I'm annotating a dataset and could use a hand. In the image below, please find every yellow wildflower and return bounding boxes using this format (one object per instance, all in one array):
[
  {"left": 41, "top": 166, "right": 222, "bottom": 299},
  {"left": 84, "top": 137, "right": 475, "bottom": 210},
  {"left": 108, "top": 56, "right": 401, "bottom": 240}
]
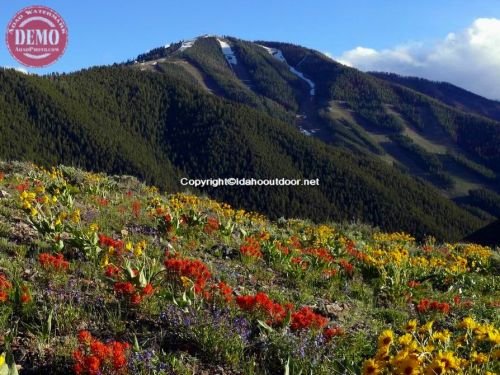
[
  {"left": 375, "top": 346, "right": 391, "bottom": 362},
  {"left": 435, "top": 351, "right": 460, "bottom": 371},
  {"left": 424, "top": 359, "right": 445, "bottom": 375},
  {"left": 405, "top": 319, "right": 418, "bottom": 332},
  {"left": 180, "top": 276, "right": 191, "bottom": 288},
  {"left": 492, "top": 348, "right": 500, "bottom": 360},
  {"left": 362, "top": 359, "right": 382, "bottom": 375},
  {"left": 101, "top": 254, "right": 109, "bottom": 267},
  {"left": 71, "top": 209, "right": 81, "bottom": 223},
  {"left": 487, "top": 327, "right": 500, "bottom": 345},
  {"left": 473, "top": 324, "right": 490, "bottom": 341},
  {"left": 432, "top": 330, "right": 451, "bottom": 343},
  {"left": 378, "top": 330, "right": 394, "bottom": 348},
  {"left": 392, "top": 352, "right": 420, "bottom": 375},
  {"left": 420, "top": 320, "right": 434, "bottom": 334},
  {"left": 470, "top": 351, "right": 488, "bottom": 365},
  {"left": 398, "top": 333, "right": 414, "bottom": 347},
  {"left": 459, "top": 316, "right": 477, "bottom": 330}
]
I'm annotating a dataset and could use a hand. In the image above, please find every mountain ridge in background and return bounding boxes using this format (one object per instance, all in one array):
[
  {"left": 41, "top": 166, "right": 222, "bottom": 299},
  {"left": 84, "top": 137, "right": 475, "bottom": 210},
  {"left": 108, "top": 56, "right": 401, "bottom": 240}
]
[{"left": 2, "top": 35, "right": 500, "bottom": 241}]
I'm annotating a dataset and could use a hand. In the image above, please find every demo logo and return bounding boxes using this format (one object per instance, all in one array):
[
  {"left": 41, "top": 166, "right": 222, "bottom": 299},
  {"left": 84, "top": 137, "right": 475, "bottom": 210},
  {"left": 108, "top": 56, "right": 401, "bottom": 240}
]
[{"left": 5, "top": 5, "right": 68, "bottom": 67}]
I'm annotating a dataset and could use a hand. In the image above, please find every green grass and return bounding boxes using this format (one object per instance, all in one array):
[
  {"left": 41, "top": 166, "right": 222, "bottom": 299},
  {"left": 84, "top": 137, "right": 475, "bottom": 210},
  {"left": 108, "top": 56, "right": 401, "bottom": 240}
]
[{"left": 0, "top": 161, "right": 497, "bottom": 374}]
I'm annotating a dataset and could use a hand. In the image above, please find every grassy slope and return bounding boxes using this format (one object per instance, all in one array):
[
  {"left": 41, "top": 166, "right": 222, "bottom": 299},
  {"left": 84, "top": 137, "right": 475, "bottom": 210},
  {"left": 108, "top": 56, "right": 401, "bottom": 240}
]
[
  {"left": 370, "top": 72, "right": 500, "bottom": 122},
  {"left": 0, "top": 162, "right": 498, "bottom": 374}
]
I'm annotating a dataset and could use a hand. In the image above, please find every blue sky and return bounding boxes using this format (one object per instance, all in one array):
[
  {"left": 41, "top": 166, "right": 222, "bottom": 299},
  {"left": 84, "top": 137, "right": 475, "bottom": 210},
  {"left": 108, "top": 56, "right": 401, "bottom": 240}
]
[{"left": 1, "top": 1, "right": 500, "bottom": 97}]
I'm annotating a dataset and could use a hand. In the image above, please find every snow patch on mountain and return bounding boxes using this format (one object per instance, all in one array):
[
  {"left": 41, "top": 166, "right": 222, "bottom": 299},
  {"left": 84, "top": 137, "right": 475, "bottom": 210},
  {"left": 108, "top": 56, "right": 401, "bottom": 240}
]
[
  {"left": 290, "top": 67, "right": 315, "bottom": 96},
  {"left": 258, "top": 44, "right": 315, "bottom": 95},
  {"left": 178, "top": 39, "right": 195, "bottom": 52},
  {"left": 217, "top": 39, "right": 238, "bottom": 65},
  {"left": 258, "top": 45, "right": 286, "bottom": 63},
  {"left": 299, "top": 128, "right": 312, "bottom": 136}
]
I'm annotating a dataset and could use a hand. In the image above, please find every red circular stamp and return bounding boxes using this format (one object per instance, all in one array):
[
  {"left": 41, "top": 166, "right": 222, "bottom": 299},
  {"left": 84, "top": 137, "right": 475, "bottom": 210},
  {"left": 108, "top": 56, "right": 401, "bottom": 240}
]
[{"left": 5, "top": 5, "right": 68, "bottom": 68}]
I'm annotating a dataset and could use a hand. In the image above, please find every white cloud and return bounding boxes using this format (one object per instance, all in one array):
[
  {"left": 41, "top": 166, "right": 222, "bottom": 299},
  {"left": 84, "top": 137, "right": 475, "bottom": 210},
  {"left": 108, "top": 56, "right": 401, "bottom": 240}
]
[
  {"left": 2, "top": 66, "right": 29, "bottom": 75},
  {"left": 336, "top": 18, "right": 500, "bottom": 100}
]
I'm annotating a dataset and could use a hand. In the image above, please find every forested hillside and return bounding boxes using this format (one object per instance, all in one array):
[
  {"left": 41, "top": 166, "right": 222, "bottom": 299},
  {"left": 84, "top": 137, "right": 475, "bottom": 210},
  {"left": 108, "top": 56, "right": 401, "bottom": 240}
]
[{"left": 0, "top": 65, "right": 483, "bottom": 240}]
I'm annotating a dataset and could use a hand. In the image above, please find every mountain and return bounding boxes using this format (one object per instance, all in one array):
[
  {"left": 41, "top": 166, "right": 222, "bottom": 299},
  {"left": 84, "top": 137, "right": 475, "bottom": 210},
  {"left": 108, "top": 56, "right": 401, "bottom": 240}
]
[
  {"left": 1, "top": 35, "right": 500, "bottom": 240},
  {"left": 463, "top": 219, "right": 500, "bottom": 246},
  {"left": 134, "top": 37, "right": 500, "bottom": 202},
  {"left": 370, "top": 72, "right": 500, "bottom": 121}
]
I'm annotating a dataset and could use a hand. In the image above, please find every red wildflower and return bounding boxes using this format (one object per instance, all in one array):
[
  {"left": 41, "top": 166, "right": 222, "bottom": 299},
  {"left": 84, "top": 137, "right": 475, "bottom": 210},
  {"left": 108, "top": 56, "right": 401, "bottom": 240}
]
[
  {"left": 240, "top": 237, "right": 262, "bottom": 258},
  {"left": 104, "top": 264, "right": 121, "bottom": 278},
  {"left": 290, "top": 236, "right": 302, "bottom": 249},
  {"left": 131, "top": 200, "right": 141, "bottom": 218},
  {"left": 291, "top": 256, "right": 309, "bottom": 270},
  {"left": 130, "top": 293, "right": 142, "bottom": 305},
  {"left": 0, "top": 274, "right": 12, "bottom": 301},
  {"left": 38, "top": 253, "right": 69, "bottom": 271},
  {"left": 162, "top": 214, "right": 174, "bottom": 232},
  {"left": 416, "top": 299, "right": 451, "bottom": 314},
  {"left": 276, "top": 242, "right": 290, "bottom": 255},
  {"left": 346, "top": 240, "right": 367, "bottom": 261},
  {"left": 142, "top": 283, "right": 154, "bottom": 296},
  {"left": 339, "top": 259, "right": 354, "bottom": 275},
  {"left": 164, "top": 253, "right": 212, "bottom": 293},
  {"left": 0, "top": 275, "right": 11, "bottom": 289},
  {"left": 114, "top": 282, "right": 135, "bottom": 295},
  {"left": 113, "top": 353, "right": 127, "bottom": 370},
  {"left": 408, "top": 280, "right": 421, "bottom": 288},
  {"left": 437, "top": 302, "right": 450, "bottom": 314},
  {"left": 0, "top": 292, "right": 8, "bottom": 302},
  {"left": 290, "top": 306, "right": 328, "bottom": 331},
  {"left": 417, "top": 299, "right": 430, "bottom": 313},
  {"left": 322, "top": 269, "right": 338, "bottom": 278},
  {"left": 78, "top": 330, "right": 92, "bottom": 344},
  {"left": 236, "top": 292, "right": 289, "bottom": 325},
  {"left": 73, "top": 332, "right": 130, "bottom": 374},
  {"left": 15, "top": 180, "right": 29, "bottom": 192},
  {"left": 85, "top": 355, "right": 101, "bottom": 375},
  {"left": 0, "top": 172, "right": 4, "bottom": 182},
  {"left": 214, "top": 281, "right": 233, "bottom": 302},
  {"left": 204, "top": 216, "right": 220, "bottom": 234},
  {"left": 303, "top": 247, "right": 334, "bottom": 263},
  {"left": 21, "top": 293, "right": 31, "bottom": 304},
  {"left": 323, "top": 325, "right": 344, "bottom": 342},
  {"left": 97, "top": 197, "right": 109, "bottom": 207},
  {"left": 422, "top": 245, "right": 432, "bottom": 253},
  {"left": 90, "top": 340, "right": 110, "bottom": 360},
  {"left": 98, "top": 234, "right": 124, "bottom": 251}
]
